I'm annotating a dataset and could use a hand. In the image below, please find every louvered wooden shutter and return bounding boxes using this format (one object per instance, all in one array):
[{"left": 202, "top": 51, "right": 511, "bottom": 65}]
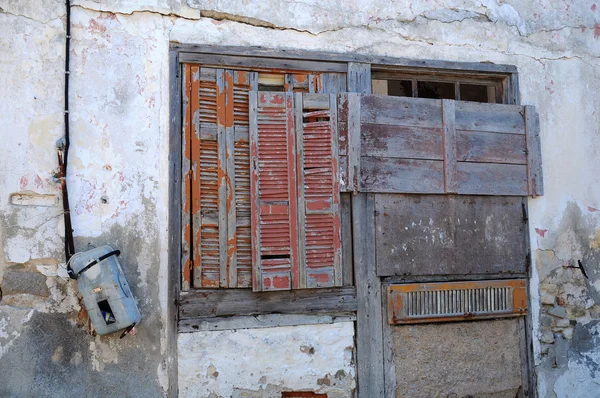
[
  {"left": 341, "top": 94, "right": 543, "bottom": 197},
  {"left": 185, "top": 67, "right": 257, "bottom": 288},
  {"left": 249, "top": 92, "right": 342, "bottom": 291},
  {"left": 249, "top": 92, "right": 300, "bottom": 291},
  {"left": 295, "top": 94, "right": 342, "bottom": 288}
]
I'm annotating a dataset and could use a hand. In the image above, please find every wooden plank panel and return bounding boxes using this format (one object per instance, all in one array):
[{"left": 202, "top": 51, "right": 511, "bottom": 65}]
[
  {"left": 360, "top": 157, "right": 444, "bottom": 194},
  {"left": 361, "top": 123, "right": 443, "bottom": 160},
  {"left": 353, "top": 193, "right": 385, "bottom": 398},
  {"left": 455, "top": 101, "right": 524, "bottom": 134},
  {"left": 347, "top": 62, "right": 371, "bottom": 94},
  {"left": 375, "top": 194, "right": 527, "bottom": 277},
  {"left": 456, "top": 162, "right": 528, "bottom": 196},
  {"left": 456, "top": 130, "right": 527, "bottom": 164},
  {"left": 360, "top": 95, "right": 443, "bottom": 128},
  {"left": 525, "top": 106, "right": 544, "bottom": 196},
  {"left": 179, "top": 287, "right": 357, "bottom": 318},
  {"left": 442, "top": 99, "right": 457, "bottom": 193}
]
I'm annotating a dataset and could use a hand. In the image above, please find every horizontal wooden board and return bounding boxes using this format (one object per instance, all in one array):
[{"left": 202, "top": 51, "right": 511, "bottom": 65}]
[
  {"left": 360, "top": 157, "right": 444, "bottom": 193},
  {"left": 361, "top": 123, "right": 443, "bottom": 160},
  {"left": 456, "top": 162, "right": 528, "bottom": 195},
  {"left": 173, "top": 44, "right": 518, "bottom": 74},
  {"left": 179, "top": 313, "right": 356, "bottom": 332},
  {"left": 455, "top": 101, "right": 524, "bottom": 134},
  {"left": 360, "top": 95, "right": 442, "bottom": 128},
  {"left": 375, "top": 194, "right": 527, "bottom": 277},
  {"left": 456, "top": 130, "right": 527, "bottom": 164},
  {"left": 179, "top": 287, "right": 357, "bottom": 319}
]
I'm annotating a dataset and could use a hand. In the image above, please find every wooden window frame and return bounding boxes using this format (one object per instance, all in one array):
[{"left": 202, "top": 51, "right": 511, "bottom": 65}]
[{"left": 169, "top": 44, "right": 521, "bottom": 333}]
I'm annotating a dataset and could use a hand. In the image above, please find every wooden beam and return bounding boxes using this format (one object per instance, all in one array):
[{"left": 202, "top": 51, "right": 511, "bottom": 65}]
[
  {"left": 353, "top": 193, "right": 385, "bottom": 398},
  {"left": 172, "top": 44, "right": 518, "bottom": 74},
  {"left": 167, "top": 49, "right": 182, "bottom": 398},
  {"left": 179, "top": 287, "right": 358, "bottom": 319},
  {"left": 525, "top": 106, "right": 544, "bottom": 197},
  {"left": 179, "top": 313, "right": 356, "bottom": 333},
  {"left": 179, "top": 52, "right": 347, "bottom": 73}
]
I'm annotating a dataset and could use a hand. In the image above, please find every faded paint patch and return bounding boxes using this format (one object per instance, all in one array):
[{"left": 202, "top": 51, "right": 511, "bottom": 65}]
[{"left": 178, "top": 323, "right": 355, "bottom": 397}]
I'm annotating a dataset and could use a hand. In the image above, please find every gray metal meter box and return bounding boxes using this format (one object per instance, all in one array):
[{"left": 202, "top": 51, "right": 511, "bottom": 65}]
[{"left": 69, "top": 245, "right": 141, "bottom": 336}]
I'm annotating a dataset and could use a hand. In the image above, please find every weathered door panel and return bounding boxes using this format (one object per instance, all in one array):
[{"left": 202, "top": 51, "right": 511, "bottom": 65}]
[{"left": 375, "top": 194, "right": 527, "bottom": 277}]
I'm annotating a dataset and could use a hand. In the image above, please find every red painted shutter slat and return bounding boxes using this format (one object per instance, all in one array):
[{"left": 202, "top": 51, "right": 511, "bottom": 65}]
[{"left": 250, "top": 92, "right": 300, "bottom": 291}]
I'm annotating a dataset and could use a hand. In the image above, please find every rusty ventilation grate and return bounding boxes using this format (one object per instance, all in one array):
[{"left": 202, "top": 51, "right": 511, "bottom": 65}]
[{"left": 387, "top": 279, "right": 527, "bottom": 325}]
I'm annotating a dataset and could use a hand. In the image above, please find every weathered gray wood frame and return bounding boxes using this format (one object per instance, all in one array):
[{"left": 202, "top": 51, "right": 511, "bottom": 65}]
[{"left": 169, "top": 44, "right": 532, "bottom": 397}]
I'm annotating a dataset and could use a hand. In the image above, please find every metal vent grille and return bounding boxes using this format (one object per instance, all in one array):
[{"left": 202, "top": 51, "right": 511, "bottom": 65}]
[{"left": 388, "top": 279, "right": 527, "bottom": 325}]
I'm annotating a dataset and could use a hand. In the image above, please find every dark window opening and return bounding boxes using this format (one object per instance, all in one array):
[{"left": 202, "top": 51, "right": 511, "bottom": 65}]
[
  {"left": 417, "top": 81, "right": 455, "bottom": 99},
  {"left": 460, "top": 83, "right": 497, "bottom": 103}
]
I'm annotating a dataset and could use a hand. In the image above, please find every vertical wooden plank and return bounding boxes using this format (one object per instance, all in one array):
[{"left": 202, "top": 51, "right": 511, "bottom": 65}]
[
  {"left": 223, "top": 70, "right": 237, "bottom": 287},
  {"left": 347, "top": 62, "right": 371, "bottom": 94},
  {"left": 286, "top": 93, "right": 301, "bottom": 290},
  {"left": 454, "top": 82, "right": 460, "bottom": 100},
  {"left": 347, "top": 93, "right": 361, "bottom": 194},
  {"left": 216, "top": 70, "right": 229, "bottom": 287},
  {"left": 381, "top": 283, "right": 397, "bottom": 397},
  {"left": 442, "top": 99, "right": 457, "bottom": 194},
  {"left": 340, "top": 193, "right": 353, "bottom": 286},
  {"left": 518, "top": 316, "right": 533, "bottom": 398},
  {"left": 181, "top": 64, "right": 192, "bottom": 291},
  {"left": 525, "top": 106, "right": 543, "bottom": 197},
  {"left": 412, "top": 78, "right": 418, "bottom": 97},
  {"left": 189, "top": 66, "right": 202, "bottom": 288},
  {"left": 353, "top": 193, "right": 384, "bottom": 398},
  {"left": 167, "top": 50, "right": 181, "bottom": 398},
  {"left": 330, "top": 93, "right": 342, "bottom": 287},
  {"left": 294, "top": 92, "right": 307, "bottom": 289},
  {"left": 249, "top": 91, "right": 261, "bottom": 291}
]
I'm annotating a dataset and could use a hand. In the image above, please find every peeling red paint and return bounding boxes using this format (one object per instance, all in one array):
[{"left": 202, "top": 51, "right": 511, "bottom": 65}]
[
  {"left": 595, "top": 23, "right": 600, "bottom": 39},
  {"left": 592, "top": 4, "right": 597, "bottom": 11},
  {"left": 588, "top": 206, "right": 598, "bottom": 212},
  {"left": 88, "top": 19, "right": 107, "bottom": 34},
  {"left": 19, "top": 176, "right": 28, "bottom": 190},
  {"left": 535, "top": 228, "right": 548, "bottom": 238}
]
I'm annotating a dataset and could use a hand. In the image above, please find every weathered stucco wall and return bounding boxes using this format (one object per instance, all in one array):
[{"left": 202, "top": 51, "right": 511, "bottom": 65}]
[
  {"left": 178, "top": 323, "right": 355, "bottom": 397},
  {"left": 1, "top": 0, "right": 600, "bottom": 396}
]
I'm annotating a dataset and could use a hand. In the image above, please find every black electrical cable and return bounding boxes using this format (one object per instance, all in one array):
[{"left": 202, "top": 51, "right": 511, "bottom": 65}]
[{"left": 60, "top": 0, "right": 76, "bottom": 267}]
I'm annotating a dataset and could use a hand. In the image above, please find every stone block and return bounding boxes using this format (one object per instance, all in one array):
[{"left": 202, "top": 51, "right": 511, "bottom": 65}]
[
  {"left": 541, "top": 330, "right": 555, "bottom": 344},
  {"left": 548, "top": 306, "right": 568, "bottom": 318}
]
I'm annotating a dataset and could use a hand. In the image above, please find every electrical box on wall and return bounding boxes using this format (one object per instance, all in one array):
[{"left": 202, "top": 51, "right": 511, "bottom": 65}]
[{"left": 69, "top": 245, "right": 141, "bottom": 336}]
